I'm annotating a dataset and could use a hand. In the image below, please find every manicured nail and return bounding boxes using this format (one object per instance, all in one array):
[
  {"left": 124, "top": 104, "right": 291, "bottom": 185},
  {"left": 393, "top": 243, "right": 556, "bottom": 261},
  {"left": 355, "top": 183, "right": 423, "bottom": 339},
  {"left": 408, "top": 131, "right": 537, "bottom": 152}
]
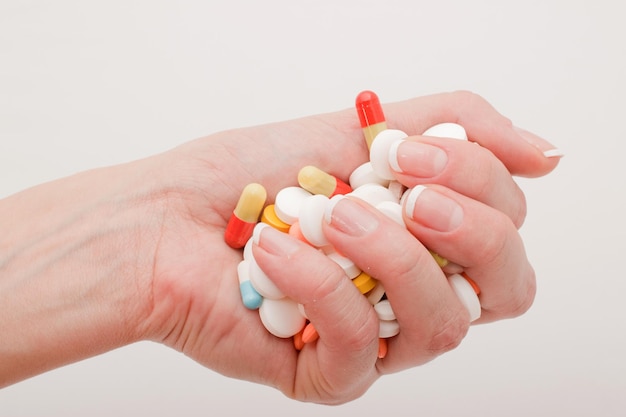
[
  {"left": 389, "top": 140, "right": 448, "bottom": 177},
  {"left": 404, "top": 186, "right": 463, "bottom": 232},
  {"left": 253, "top": 223, "right": 300, "bottom": 257},
  {"left": 324, "top": 195, "right": 380, "bottom": 236},
  {"left": 515, "top": 126, "right": 564, "bottom": 158}
]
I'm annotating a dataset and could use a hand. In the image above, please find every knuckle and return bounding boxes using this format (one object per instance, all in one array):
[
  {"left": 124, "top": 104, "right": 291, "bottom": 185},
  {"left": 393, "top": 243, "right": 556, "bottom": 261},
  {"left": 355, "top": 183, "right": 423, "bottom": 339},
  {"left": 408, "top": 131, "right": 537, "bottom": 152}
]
[
  {"left": 427, "top": 309, "right": 470, "bottom": 355},
  {"left": 506, "top": 267, "right": 537, "bottom": 318}
]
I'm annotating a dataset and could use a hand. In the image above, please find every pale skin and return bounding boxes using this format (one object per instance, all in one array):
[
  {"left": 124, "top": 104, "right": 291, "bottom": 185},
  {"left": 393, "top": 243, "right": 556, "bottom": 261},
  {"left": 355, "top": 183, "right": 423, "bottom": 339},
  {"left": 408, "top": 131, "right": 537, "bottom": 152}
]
[{"left": 0, "top": 91, "right": 560, "bottom": 404}]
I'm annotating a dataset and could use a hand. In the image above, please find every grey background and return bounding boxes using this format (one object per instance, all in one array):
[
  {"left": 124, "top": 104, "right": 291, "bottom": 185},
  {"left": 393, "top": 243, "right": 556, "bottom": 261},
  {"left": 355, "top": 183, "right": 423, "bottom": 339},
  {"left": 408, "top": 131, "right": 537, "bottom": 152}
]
[{"left": 1, "top": 1, "right": 624, "bottom": 416}]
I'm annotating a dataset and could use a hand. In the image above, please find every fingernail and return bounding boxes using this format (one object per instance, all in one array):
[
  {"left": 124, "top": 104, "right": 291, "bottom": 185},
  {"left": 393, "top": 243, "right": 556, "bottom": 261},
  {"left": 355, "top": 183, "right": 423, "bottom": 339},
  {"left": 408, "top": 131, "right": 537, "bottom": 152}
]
[
  {"left": 389, "top": 140, "right": 448, "bottom": 177},
  {"left": 404, "top": 186, "right": 463, "bottom": 232},
  {"left": 253, "top": 223, "right": 300, "bottom": 257},
  {"left": 324, "top": 195, "right": 380, "bottom": 236},
  {"left": 514, "top": 126, "right": 564, "bottom": 158}
]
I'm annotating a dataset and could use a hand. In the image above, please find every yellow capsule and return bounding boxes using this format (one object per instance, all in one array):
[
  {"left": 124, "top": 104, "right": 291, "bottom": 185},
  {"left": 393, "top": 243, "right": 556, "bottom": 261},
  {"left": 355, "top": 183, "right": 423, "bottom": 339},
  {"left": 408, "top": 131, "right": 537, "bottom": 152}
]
[
  {"left": 261, "top": 204, "right": 290, "bottom": 233},
  {"left": 297, "top": 165, "right": 352, "bottom": 197},
  {"left": 352, "top": 272, "right": 377, "bottom": 294}
]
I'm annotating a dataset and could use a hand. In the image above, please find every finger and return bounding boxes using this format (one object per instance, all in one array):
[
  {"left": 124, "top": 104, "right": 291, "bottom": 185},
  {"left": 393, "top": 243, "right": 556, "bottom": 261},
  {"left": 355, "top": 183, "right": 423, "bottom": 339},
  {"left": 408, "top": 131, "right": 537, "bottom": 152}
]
[
  {"left": 402, "top": 185, "right": 536, "bottom": 323},
  {"left": 383, "top": 90, "right": 563, "bottom": 177},
  {"left": 322, "top": 196, "right": 470, "bottom": 374},
  {"left": 389, "top": 135, "right": 527, "bottom": 227},
  {"left": 252, "top": 225, "right": 379, "bottom": 402}
]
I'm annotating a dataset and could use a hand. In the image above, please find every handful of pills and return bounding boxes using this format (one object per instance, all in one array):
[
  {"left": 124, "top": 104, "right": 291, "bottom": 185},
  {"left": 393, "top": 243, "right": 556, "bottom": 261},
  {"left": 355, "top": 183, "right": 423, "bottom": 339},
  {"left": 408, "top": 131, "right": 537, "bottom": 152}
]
[{"left": 225, "top": 91, "right": 481, "bottom": 358}]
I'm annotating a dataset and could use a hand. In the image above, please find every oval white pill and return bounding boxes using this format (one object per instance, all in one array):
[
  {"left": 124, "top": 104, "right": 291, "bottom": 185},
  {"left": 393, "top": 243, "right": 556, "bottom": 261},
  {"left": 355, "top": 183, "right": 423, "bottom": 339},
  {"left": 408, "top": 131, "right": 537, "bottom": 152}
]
[
  {"left": 422, "top": 122, "right": 467, "bottom": 140},
  {"left": 349, "top": 183, "right": 398, "bottom": 207},
  {"left": 248, "top": 253, "right": 285, "bottom": 300},
  {"left": 379, "top": 319, "right": 400, "bottom": 338},
  {"left": 448, "top": 273, "right": 481, "bottom": 322},
  {"left": 298, "top": 194, "right": 330, "bottom": 247},
  {"left": 370, "top": 129, "right": 408, "bottom": 180},
  {"left": 274, "top": 186, "right": 312, "bottom": 225},
  {"left": 374, "top": 299, "right": 396, "bottom": 321},
  {"left": 349, "top": 162, "right": 389, "bottom": 189},
  {"left": 259, "top": 297, "right": 306, "bottom": 338}
]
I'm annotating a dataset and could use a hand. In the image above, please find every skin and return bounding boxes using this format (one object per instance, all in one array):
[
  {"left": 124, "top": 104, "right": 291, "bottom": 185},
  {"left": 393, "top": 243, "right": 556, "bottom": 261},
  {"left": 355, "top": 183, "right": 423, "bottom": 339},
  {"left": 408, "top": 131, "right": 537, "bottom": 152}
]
[{"left": 0, "top": 91, "right": 560, "bottom": 404}]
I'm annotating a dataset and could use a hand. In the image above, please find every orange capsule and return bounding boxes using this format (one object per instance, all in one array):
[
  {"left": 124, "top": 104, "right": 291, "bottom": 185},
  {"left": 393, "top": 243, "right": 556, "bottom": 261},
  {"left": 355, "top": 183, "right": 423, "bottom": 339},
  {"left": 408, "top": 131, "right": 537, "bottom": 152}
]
[
  {"left": 355, "top": 90, "right": 388, "bottom": 149},
  {"left": 224, "top": 183, "right": 267, "bottom": 248}
]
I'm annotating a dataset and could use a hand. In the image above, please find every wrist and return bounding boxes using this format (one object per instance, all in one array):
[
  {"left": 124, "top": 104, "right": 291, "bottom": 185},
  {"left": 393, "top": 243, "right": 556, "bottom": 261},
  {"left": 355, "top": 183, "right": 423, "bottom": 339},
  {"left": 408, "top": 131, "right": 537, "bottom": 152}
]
[{"left": 0, "top": 158, "right": 166, "bottom": 386}]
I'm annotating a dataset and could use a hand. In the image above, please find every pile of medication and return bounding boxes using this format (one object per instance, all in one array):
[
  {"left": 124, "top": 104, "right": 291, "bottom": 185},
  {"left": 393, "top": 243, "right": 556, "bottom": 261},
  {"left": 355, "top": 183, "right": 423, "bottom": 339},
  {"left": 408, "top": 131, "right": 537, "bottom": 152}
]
[{"left": 224, "top": 91, "right": 481, "bottom": 358}]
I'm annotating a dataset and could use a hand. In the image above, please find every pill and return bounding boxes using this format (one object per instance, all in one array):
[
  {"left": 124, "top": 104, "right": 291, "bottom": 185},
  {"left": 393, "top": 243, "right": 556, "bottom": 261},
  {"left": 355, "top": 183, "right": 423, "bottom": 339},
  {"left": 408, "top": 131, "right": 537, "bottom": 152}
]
[
  {"left": 374, "top": 299, "right": 396, "bottom": 321},
  {"left": 327, "top": 250, "right": 361, "bottom": 279},
  {"left": 243, "top": 236, "right": 254, "bottom": 260},
  {"left": 379, "top": 318, "right": 400, "bottom": 338},
  {"left": 261, "top": 204, "right": 290, "bottom": 233},
  {"left": 301, "top": 322, "right": 319, "bottom": 343},
  {"left": 237, "top": 260, "right": 263, "bottom": 309},
  {"left": 298, "top": 194, "right": 330, "bottom": 247},
  {"left": 387, "top": 180, "right": 407, "bottom": 202},
  {"left": 349, "top": 162, "right": 390, "bottom": 189},
  {"left": 461, "top": 272, "right": 481, "bottom": 295},
  {"left": 355, "top": 90, "right": 388, "bottom": 149},
  {"left": 369, "top": 129, "right": 408, "bottom": 180},
  {"left": 352, "top": 271, "right": 377, "bottom": 294},
  {"left": 375, "top": 201, "right": 405, "bottom": 226},
  {"left": 274, "top": 186, "right": 312, "bottom": 225},
  {"left": 378, "top": 338, "right": 388, "bottom": 359},
  {"left": 298, "top": 165, "right": 352, "bottom": 197},
  {"left": 448, "top": 273, "right": 481, "bottom": 322},
  {"left": 224, "top": 183, "right": 267, "bottom": 248},
  {"left": 293, "top": 328, "right": 305, "bottom": 351},
  {"left": 429, "top": 250, "right": 449, "bottom": 268},
  {"left": 349, "top": 183, "right": 398, "bottom": 207},
  {"left": 365, "top": 282, "right": 386, "bottom": 305},
  {"left": 287, "top": 220, "right": 313, "bottom": 246},
  {"left": 259, "top": 297, "right": 306, "bottom": 338},
  {"left": 422, "top": 122, "right": 467, "bottom": 141},
  {"left": 248, "top": 224, "right": 285, "bottom": 300}
]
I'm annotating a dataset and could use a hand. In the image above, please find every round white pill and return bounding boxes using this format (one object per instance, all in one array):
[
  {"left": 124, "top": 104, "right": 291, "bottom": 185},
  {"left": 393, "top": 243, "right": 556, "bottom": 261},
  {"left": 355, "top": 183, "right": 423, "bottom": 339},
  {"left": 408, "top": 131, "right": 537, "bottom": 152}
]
[
  {"left": 298, "top": 194, "right": 330, "bottom": 247},
  {"left": 349, "top": 162, "right": 389, "bottom": 189},
  {"left": 366, "top": 282, "right": 386, "bottom": 305},
  {"left": 274, "top": 186, "right": 312, "bottom": 225},
  {"left": 370, "top": 129, "right": 408, "bottom": 180},
  {"left": 448, "top": 273, "right": 481, "bottom": 322},
  {"left": 379, "top": 318, "right": 400, "bottom": 338},
  {"left": 422, "top": 122, "right": 467, "bottom": 140},
  {"left": 374, "top": 299, "right": 396, "bottom": 321},
  {"left": 349, "top": 183, "right": 398, "bottom": 207},
  {"left": 259, "top": 297, "right": 306, "bottom": 338}
]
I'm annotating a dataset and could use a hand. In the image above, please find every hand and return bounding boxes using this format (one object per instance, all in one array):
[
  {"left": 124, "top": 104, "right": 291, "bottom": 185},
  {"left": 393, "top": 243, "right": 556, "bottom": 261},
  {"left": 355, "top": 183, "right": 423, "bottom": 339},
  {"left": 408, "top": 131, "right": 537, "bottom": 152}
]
[{"left": 142, "top": 91, "right": 560, "bottom": 403}]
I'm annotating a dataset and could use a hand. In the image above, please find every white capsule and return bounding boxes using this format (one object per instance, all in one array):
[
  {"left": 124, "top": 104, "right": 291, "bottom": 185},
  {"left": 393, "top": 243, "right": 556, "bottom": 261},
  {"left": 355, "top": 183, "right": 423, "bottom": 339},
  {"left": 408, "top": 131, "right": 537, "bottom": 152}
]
[
  {"left": 448, "top": 273, "right": 481, "bottom": 322},
  {"left": 349, "top": 162, "right": 389, "bottom": 189},
  {"left": 274, "top": 186, "right": 312, "bottom": 225},
  {"left": 422, "top": 122, "right": 467, "bottom": 141},
  {"left": 298, "top": 194, "right": 330, "bottom": 247},
  {"left": 370, "top": 129, "right": 408, "bottom": 180},
  {"left": 259, "top": 297, "right": 306, "bottom": 338}
]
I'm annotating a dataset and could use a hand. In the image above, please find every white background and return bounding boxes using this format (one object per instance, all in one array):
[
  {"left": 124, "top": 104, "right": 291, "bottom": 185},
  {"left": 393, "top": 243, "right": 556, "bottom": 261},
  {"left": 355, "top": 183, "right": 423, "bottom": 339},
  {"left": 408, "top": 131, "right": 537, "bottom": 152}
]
[{"left": 1, "top": 1, "right": 624, "bottom": 416}]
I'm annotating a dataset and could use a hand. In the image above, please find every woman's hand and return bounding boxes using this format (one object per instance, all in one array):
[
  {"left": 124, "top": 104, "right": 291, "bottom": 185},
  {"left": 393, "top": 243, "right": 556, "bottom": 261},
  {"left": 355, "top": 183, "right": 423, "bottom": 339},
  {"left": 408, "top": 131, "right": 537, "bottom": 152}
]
[{"left": 142, "top": 91, "right": 560, "bottom": 403}]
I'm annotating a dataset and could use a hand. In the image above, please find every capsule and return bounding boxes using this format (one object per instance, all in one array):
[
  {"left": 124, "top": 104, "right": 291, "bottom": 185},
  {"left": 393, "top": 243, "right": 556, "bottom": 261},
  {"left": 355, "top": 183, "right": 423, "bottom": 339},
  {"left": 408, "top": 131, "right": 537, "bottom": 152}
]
[
  {"left": 355, "top": 90, "right": 388, "bottom": 149},
  {"left": 224, "top": 183, "right": 267, "bottom": 248},
  {"left": 298, "top": 165, "right": 352, "bottom": 197}
]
